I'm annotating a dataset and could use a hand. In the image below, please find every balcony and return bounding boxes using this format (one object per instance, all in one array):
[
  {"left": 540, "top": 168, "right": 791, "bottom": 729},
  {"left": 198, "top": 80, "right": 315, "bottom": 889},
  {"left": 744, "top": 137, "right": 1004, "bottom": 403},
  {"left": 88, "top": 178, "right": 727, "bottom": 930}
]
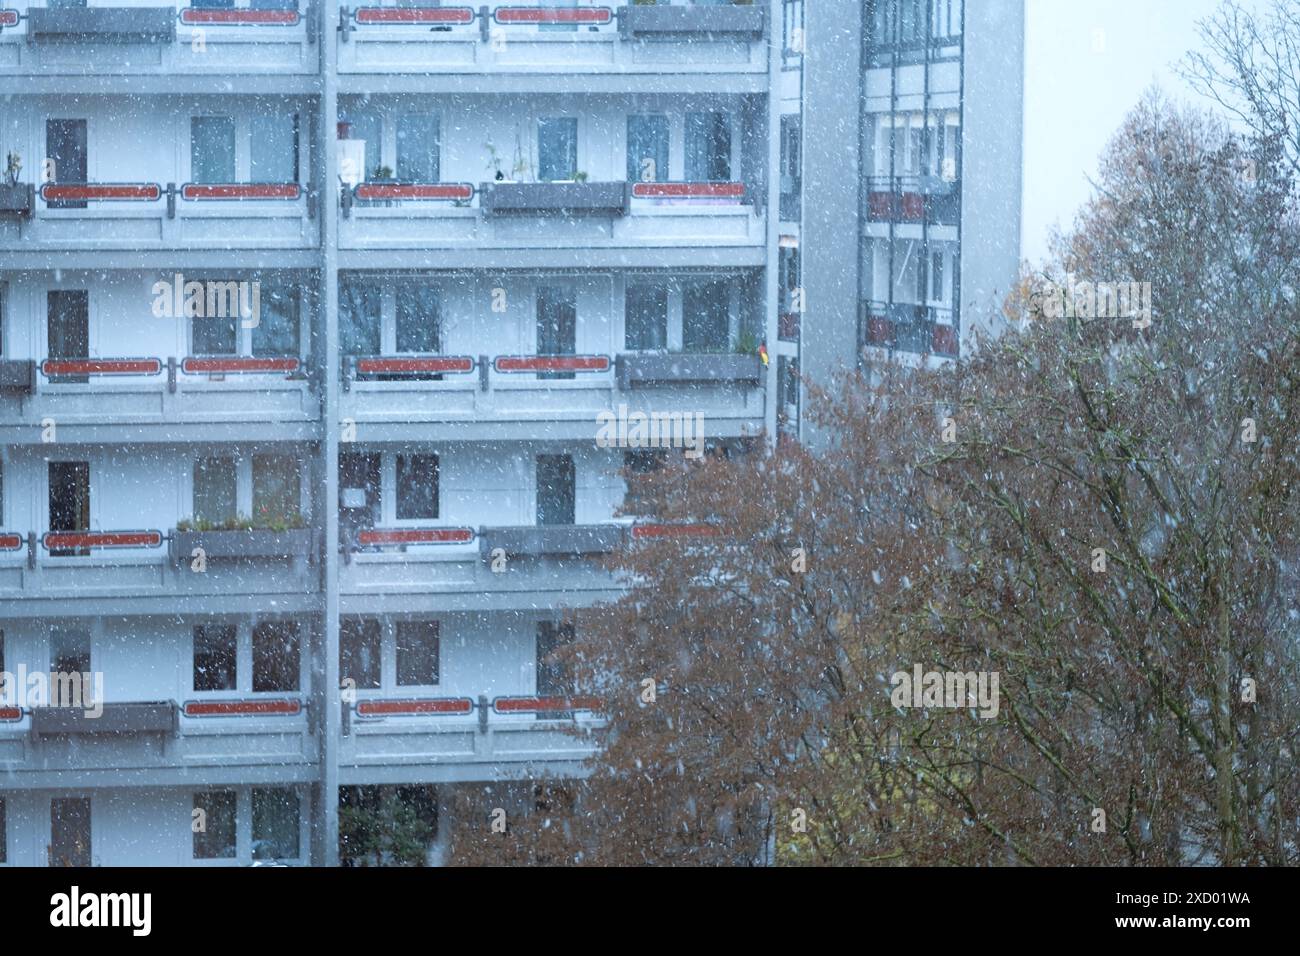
[
  {"left": 339, "top": 693, "right": 601, "bottom": 784},
  {"left": 0, "top": 527, "right": 320, "bottom": 616},
  {"left": 859, "top": 301, "right": 958, "bottom": 358},
  {"left": 0, "top": 183, "right": 34, "bottom": 217},
  {"left": 338, "top": 179, "right": 763, "bottom": 261},
  {"left": 0, "top": 355, "right": 317, "bottom": 442},
  {"left": 338, "top": 350, "right": 765, "bottom": 440},
  {"left": 30, "top": 701, "right": 179, "bottom": 737},
  {"left": 0, "top": 696, "right": 316, "bottom": 787},
  {"left": 0, "top": 2, "right": 317, "bottom": 79},
  {"left": 336, "top": 2, "right": 768, "bottom": 80},
  {"left": 477, "top": 524, "right": 623, "bottom": 560},
  {"left": 0, "top": 181, "right": 315, "bottom": 254},
  {"left": 480, "top": 180, "right": 630, "bottom": 216},
  {"left": 339, "top": 522, "right": 624, "bottom": 612},
  {"left": 866, "top": 175, "right": 961, "bottom": 228}
]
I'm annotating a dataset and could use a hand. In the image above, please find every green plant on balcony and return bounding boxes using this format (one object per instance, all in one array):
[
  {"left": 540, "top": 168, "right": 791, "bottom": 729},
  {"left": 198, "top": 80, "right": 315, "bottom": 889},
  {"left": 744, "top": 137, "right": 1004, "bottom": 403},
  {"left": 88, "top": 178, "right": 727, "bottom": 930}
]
[
  {"left": 176, "top": 510, "right": 305, "bottom": 533},
  {"left": 369, "top": 164, "right": 395, "bottom": 182},
  {"left": 4, "top": 151, "right": 20, "bottom": 188}
]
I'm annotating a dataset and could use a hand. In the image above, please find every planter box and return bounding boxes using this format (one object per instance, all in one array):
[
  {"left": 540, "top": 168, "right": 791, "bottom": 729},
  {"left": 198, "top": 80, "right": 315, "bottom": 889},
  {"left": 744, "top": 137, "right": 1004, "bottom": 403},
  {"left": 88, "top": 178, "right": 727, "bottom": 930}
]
[
  {"left": 0, "top": 184, "right": 34, "bottom": 217},
  {"left": 31, "top": 701, "right": 178, "bottom": 737},
  {"left": 478, "top": 524, "right": 625, "bottom": 561},
  {"left": 26, "top": 7, "right": 177, "bottom": 44},
  {"left": 480, "top": 181, "right": 630, "bottom": 217},
  {"left": 170, "top": 528, "right": 315, "bottom": 563},
  {"left": 0, "top": 359, "right": 36, "bottom": 394},
  {"left": 622, "top": 4, "right": 767, "bottom": 40},
  {"left": 616, "top": 352, "right": 764, "bottom": 389}
]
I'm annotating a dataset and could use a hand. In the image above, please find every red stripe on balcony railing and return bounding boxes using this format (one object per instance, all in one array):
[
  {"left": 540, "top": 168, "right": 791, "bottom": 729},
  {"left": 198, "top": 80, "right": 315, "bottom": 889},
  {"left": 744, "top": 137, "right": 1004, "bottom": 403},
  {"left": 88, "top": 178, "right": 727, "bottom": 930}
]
[
  {"left": 354, "top": 6, "right": 474, "bottom": 24},
  {"left": 630, "top": 523, "right": 720, "bottom": 541},
  {"left": 42, "top": 358, "right": 163, "bottom": 377},
  {"left": 0, "top": 10, "right": 18, "bottom": 27},
  {"left": 631, "top": 182, "right": 747, "bottom": 200},
  {"left": 356, "top": 356, "right": 474, "bottom": 375},
  {"left": 353, "top": 182, "right": 474, "bottom": 202},
  {"left": 179, "top": 7, "right": 301, "bottom": 25},
  {"left": 184, "top": 698, "right": 302, "bottom": 718},
  {"left": 867, "top": 190, "right": 926, "bottom": 222},
  {"left": 181, "top": 183, "right": 301, "bottom": 201},
  {"left": 494, "top": 6, "right": 611, "bottom": 25},
  {"left": 42, "top": 530, "right": 163, "bottom": 551},
  {"left": 493, "top": 355, "right": 610, "bottom": 374},
  {"left": 0, "top": 533, "right": 24, "bottom": 552},
  {"left": 357, "top": 527, "right": 475, "bottom": 546},
  {"left": 932, "top": 324, "right": 958, "bottom": 356},
  {"left": 865, "top": 315, "right": 891, "bottom": 346},
  {"left": 182, "top": 356, "right": 300, "bottom": 375},
  {"left": 356, "top": 698, "right": 475, "bottom": 717},
  {"left": 0, "top": 707, "right": 22, "bottom": 722},
  {"left": 493, "top": 696, "right": 603, "bottom": 714},
  {"left": 40, "top": 183, "right": 161, "bottom": 202}
]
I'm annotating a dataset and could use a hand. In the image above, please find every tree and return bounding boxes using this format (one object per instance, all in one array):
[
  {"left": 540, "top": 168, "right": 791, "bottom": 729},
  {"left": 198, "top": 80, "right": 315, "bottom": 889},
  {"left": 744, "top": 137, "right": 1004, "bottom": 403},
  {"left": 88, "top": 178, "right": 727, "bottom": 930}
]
[{"left": 449, "top": 103, "right": 1300, "bottom": 866}]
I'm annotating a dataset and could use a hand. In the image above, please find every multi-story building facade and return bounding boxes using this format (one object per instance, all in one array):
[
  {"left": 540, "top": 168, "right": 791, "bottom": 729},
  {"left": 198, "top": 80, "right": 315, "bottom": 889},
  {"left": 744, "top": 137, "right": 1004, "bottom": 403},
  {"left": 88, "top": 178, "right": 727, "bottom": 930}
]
[{"left": 0, "top": 0, "right": 1020, "bottom": 866}]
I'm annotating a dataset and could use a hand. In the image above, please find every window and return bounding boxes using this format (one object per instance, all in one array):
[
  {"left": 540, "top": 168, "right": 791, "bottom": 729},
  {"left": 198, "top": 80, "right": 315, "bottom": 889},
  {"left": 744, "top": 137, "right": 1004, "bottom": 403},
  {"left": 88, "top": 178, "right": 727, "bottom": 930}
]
[
  {"left": 252, "top": 620, "right": 299, "bottom": 693},
  {"left": 192, "top": 791, "right": 237, "bottom": 860},
  {"left": 192, "top": 303, "right": 237, "bottom": 356},
  {"left": 395, "top": 280, "right": 440, "bottom": 354},
  {"left": 50, "top": 797, "right": 91, "bottom": 868},
  {"left": 192, "top": 117, "right": 237, "bottom": 184},
  {"left": 45, "top": 119, "right": 87, "bottom": 209},
  {"left": 0, "top": 796, "right": 5, "bottom": 864},
  {"left": 193, "top": 457, "right": 237, "bottom": 526},
  {"left": 685, "top": 112, "right": 732, "bottom": 182},
  {"left": 627, "top": 115, "right": 669, "bottom": 184},
  {"left": 0, "top": 282, "right": 7, "bottom": 357},
  {"left": 625, "top": 282, "right": 668, "bottom": 351},
  {"left": 340, "top": 619, "right": 381, "bottom": 690},
  {"left": 536, "top": 455, "right": 575, "bottom": 526},
  {"left": 537, "top": 285, "right": 576, "bottom": 380},
  {"left": 48, "top": 461, "right": 90, "bottom": 557},
  {"left": 780, "top": 115, "right": 802, "bottom": 219},
  {"left": 930, "top": 252, "right": 946, "bottom": 302},
  {"left": 193, "top": 624, "right": 237, "bottom": 692},
  {"left": 192, "top": 0, "right": 234, "bottom": 7},
  {"left": 396, "top": 621, "right": 439, "bottom": 686},
  {"left": 682, "top": 279, "right": 730, "bottom": 352},
  {"left": 339, "top": 453, "right": 382, "bottom": 532},
  {"left": 252, "top": 283, "right": 300, "bottom": 357},
  {"left": 252, "top": 788, "right": 299, "bottom": 861},
  {"left": 536, "top": 621, "right": 574, "bottom": 697},
  {"left": 50, "top": 626, "right": 90, "bottom": 675},
  {"left": 48, "top": 290, "right": 89, "bottom": 382},
  {"left": 340, "top": 111, "right": 382, "bottom": 183},
  {"left": 538, "top": 118, "right": 578, "bottom": 182},
  {"left": 396, "top": 114, "right": 439, "bottom": 183},
  {"left": 396, "top": 454, "right": 438, "bottom": 520},
  {"left": 252, "top": 454, "right": 300, "bottom": 524},
  {"left": 250, "top": 114, "right": 299, "bottom": 184},
  {"left": 341, "top": 281, "right": 381, "bottom": 356}
]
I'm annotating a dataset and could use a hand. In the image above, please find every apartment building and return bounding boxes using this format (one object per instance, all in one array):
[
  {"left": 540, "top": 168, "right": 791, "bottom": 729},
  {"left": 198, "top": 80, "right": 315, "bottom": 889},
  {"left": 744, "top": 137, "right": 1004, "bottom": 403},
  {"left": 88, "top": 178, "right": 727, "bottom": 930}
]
[{"left": 0, "top": 0, "right": 1021, "bottom": 866}]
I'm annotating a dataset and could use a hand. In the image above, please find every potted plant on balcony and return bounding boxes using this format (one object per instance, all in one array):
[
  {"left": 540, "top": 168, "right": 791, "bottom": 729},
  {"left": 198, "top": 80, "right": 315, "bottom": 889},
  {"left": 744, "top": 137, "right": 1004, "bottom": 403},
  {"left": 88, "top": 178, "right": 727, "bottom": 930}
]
[
  {"left": 172, "top": 511, "right": 313, "bottom": 563},
  {"left": 0, "top": 151, "right": 32, "bottom": 217}
]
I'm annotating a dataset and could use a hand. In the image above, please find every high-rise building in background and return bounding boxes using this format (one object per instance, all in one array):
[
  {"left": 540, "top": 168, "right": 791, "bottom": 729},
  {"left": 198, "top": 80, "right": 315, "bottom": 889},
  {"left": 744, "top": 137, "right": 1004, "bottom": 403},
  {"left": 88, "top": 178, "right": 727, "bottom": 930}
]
[{"left": 0, "top": 0, "right": 1020, "bottom": 865}]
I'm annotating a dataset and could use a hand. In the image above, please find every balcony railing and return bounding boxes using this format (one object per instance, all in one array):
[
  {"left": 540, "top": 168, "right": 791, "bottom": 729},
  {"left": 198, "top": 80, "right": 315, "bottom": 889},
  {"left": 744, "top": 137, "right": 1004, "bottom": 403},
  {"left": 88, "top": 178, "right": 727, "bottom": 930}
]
[
  {"left": 866, "top": 175, "right": 960, "bottom": 226},
  {"left": 0, "top": 3, "right": 317, "bottom": 76},
  {"left": 336, "top": 2, "right": 768, "bottom": 75},
  {"left": 859, "top": 301, "right": 958, "bottom": 358}
]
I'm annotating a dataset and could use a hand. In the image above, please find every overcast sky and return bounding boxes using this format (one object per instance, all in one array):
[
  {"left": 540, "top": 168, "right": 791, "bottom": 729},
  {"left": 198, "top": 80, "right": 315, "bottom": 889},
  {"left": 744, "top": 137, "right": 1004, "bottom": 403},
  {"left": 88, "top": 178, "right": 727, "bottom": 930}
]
[{"left": 1022, "top": 0, "right": 1241, "bottom": 263}]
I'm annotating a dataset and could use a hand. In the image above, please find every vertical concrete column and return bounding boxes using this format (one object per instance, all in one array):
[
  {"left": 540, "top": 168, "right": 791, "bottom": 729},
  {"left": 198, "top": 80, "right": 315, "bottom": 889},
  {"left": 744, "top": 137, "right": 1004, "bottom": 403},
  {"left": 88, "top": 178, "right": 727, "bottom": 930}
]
[
  {"left": 798, "top": 0, "right": 864, "bottom": 449},
  {"left": 318, "top": 0, "right": 342, "bottom": 868}
]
